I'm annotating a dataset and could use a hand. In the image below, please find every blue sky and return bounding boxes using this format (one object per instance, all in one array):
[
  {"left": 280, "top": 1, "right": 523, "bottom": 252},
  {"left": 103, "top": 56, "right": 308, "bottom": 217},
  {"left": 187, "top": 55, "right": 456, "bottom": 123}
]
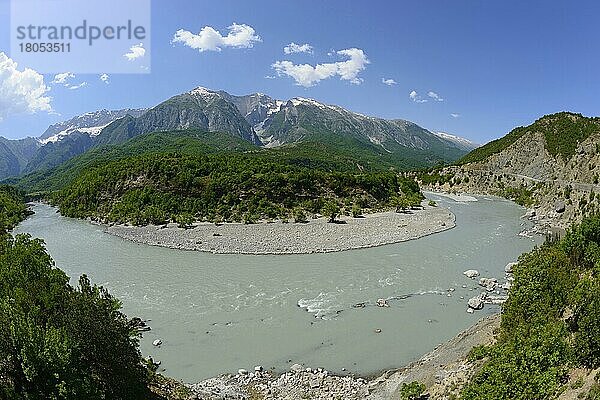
[{"left": 1, "top": 0, "right": 599, "bottom": 143}]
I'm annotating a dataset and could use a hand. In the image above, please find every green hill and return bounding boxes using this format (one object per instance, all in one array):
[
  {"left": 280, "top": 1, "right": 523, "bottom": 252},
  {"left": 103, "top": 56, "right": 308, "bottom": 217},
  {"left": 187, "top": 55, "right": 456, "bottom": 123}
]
[{"left": 459, "top": 112, "right": 600, "bottom": 165}]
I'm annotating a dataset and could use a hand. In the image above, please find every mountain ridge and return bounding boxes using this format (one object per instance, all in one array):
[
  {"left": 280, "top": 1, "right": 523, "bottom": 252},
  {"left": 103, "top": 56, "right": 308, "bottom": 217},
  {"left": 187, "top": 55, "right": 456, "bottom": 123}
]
[
  {"left": 0, "top": 87, "right": 478, "bottom": 181},
  {"left": 95, "top": 86, "right": 477, "bottom": 167}
]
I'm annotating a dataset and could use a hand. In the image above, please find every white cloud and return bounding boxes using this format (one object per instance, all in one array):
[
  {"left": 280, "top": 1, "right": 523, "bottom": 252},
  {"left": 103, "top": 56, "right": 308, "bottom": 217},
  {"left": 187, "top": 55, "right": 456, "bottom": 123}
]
[
  {"left": 99, "top": 73, "right": 110, "bottom": 84},
  {"left": 272, "top": 48, "right": 369, "bottom": 87},
  {"left": 124, "top": 43, "right": 146, "bottom": 61},
  {"left": 172, "top": 22, "right": 261, "bottom": 52},
  {"left": 409, "top": 90, "right": 427, "bottom": 103},
  {"left": 427, "top": 91, "right": 444, "bottom": 101},
  {"left": 381, "top": 78, "right": 397, "bottom": 86},
  {"left": 451, "top": 113, "right": 460, "bottom": 118},
  {"left": 51, "top": 72, "right": 87, "bottom": 90},
  {"left": 0, "top": 52, "right": 51, "bottom": 121},
  {"left": 52, "top": 72, "right": 74, "bottom": 85},
  {"left": 283, "top": 42, "right": 313, "bottom": 54},
  {"left": 68, "top": 82, "right": 87, "bottom": 90}
]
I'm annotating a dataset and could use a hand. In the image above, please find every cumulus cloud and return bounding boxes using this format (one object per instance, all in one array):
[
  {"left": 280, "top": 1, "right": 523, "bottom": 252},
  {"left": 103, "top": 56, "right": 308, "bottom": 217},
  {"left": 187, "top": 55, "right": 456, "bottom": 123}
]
[
  {"left": 283, "top": 42, "right": 313, "bottom": 54},
  {"left": 0, "top": 52, "right": 51, "bottom": 121},
  {"left": 99, "top": 73, "right": 110, "bottom": 84},
  {"left": 172, "top": 22, "right": 261, "bottom": 52},
  {"left": 51, "top": 72, "right": 74, "bottom": 85},
  {"left": 272, "top": 48, "right": 369, "bottom": 87},
  {"left": 51, "top": 71, "right": 87, "bottom": 90},
  {"left": 427, "top": 91, "right": 444, "bottom": 101},
  {"left": 409, "top": 90, "right": 427, "bottom": 103},
  {"left": 381, "top": 78, "right": 397, "bottom": 86},
  {"left": 451, "top": 113, "right": 460, "bottom": 118},
  {"left": 124, "top": 43, "right": 146, "bottom": 61}
]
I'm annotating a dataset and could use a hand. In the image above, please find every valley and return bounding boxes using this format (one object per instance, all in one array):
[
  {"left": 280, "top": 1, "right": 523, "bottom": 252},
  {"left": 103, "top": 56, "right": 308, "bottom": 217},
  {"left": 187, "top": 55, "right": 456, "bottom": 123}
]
[{"left": 2, "top": 89, "right": 600, "bottom": 400}]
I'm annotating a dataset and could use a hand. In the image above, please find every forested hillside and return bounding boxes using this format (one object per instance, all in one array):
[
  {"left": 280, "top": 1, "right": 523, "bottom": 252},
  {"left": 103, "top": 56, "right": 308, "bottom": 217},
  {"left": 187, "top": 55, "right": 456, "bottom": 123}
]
[
  {"left": 54, "top": 150, "right": 422, "bottom": 226},
  {"left": 0, "top": 188, "right": 192, "bottom": 399},
  {"left": 462, "top": 216, "right": 600, "bottom": 399}
]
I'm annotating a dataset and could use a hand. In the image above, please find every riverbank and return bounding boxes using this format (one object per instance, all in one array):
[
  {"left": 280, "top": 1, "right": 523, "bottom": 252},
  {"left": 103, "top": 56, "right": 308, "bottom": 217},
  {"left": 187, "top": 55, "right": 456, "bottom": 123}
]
[
  {"left": 103, "top": 204, "right": 455, "bottom": 254},
  {"left": 164, "top": 314, "right": 500, "bottom": 400}
]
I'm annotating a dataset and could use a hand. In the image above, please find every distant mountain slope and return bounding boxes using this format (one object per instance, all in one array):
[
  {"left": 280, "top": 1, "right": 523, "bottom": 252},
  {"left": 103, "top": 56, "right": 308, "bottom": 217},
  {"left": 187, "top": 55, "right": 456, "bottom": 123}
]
[
  {"left": 433, "top": 132, "right": 478, "bottom": 152},
  {"left": 39, "top": 109, "right": 147, "bottom": 144},
  {"left": 425, "top": 112, "right": 600, "bottom": 228},
  {"left": 15, "top": 130, "right": 258, "bottom": 192},
  {"left": 0, "top": 109, "right": 147, "bottom": 179},
  {"left": 0, "top": 137, "right": 41, "bottom": 180},
  {"left": 95, "top": 88, "right": 260, "bottom": 147},
  {"left": 15, "top": 128, "right": 427, "bottom": 193},
  {"left": 94, "top": 87, "right": 473, "bottom": 167}
]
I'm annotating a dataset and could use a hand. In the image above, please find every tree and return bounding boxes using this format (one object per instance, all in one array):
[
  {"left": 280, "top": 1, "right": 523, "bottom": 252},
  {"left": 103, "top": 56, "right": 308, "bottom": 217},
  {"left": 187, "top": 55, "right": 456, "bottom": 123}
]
[
  {"left": 351, "top": 203, "right": 363, "bottom": 218},
  {"left": 400, "top": 381, "right": 426, "bottom": 400},
  {"left": 391, "top": 195, "right": 411, "bottom": 213},
  {"left": 0, "top": 234, "right": 152, "bottom": 399},
  {"left": 176, "top": 213, "right": 194, "bottom": 229},
  {"left": 321, "top": 200, "right": 340, "bottom": 223},
  {"left": 293, "top": 207, "right": 308, "bottom": 223}
]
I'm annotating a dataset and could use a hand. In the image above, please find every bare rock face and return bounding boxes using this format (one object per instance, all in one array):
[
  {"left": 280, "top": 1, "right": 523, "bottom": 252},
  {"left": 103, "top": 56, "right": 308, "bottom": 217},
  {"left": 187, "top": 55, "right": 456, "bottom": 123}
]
[{"left": 555, "top": 201, "right": 566, "bottom": 213}]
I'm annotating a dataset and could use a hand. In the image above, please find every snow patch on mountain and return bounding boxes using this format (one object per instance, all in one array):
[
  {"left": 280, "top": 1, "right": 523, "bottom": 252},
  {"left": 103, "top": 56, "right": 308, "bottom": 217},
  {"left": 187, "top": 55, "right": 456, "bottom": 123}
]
[
  {"left": 38, "top": 108, "right": 147, "bottom": 145},
  {"left": 434, "top": 131, "right": 479, "bottom": 150}
]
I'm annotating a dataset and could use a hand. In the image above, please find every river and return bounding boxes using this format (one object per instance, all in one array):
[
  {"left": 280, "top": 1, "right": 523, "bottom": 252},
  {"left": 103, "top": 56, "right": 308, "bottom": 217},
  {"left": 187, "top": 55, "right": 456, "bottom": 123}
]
[{"left": 14, "top": 193, "right": 541, "bottom": 381}]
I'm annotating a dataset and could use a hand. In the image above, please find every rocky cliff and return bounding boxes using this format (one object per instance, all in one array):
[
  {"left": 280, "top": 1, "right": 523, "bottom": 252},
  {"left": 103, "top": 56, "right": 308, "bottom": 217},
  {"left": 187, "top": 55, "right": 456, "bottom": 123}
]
[{"left": 422, "top": 112, "right": 600, "bottom": 231}]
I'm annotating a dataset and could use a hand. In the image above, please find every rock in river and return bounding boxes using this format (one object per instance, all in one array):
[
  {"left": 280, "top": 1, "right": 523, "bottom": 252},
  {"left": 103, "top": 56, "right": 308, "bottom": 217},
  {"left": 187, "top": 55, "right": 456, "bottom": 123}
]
[
  {"left": 505, "top": 262, "right": 518, "bottom": 273},
  {"left": 467, "top": 296, "right": 484, "bottom": 310},
  {"left": 463, "top": 269, "right": 480, "bottom": 279}
]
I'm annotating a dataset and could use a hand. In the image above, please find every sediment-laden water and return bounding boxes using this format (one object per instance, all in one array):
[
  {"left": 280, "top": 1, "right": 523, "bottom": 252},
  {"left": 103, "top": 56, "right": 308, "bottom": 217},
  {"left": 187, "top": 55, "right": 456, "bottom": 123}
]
[{"left": 15, "top": 194, "right": 541, "bottom": 381}]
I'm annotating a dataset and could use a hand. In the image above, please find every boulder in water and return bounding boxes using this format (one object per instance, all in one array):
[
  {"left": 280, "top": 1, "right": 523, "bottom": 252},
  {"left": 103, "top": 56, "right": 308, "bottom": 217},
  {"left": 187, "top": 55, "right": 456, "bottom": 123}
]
[{"left": 463, "top": 269, "right": 480, "bottom": 279}]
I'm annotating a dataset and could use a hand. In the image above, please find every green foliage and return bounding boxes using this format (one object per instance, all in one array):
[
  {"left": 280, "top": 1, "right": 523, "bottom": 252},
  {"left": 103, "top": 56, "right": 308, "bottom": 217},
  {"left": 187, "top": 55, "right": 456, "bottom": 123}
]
[
  {"left": 0, "top": 185, "right": 29, "bottom": 233},
  {"left": 321, "top": 200, "right": 341, "bottom": 223},
  {"left": 428, "top": 200, "right": 437, "bottom": 207},
  {"left": 399, "top": 381, "right": 426, "bottom": 400},
  {"left": 587, "top": 382, "right": 600, "bottom": 400},
  {"left": 53, "top": 151, "right": 421, "bottom": 226},
  {"left": 0, "top": 234, "right": 151, "bottom": 399},
  {"left": 459, "top": 112, "right": 600, "bottom": 164},
  {"left": 351, "top": 203, "right": 363, "bottom": 218},
  {"left": 0, "top": 189, "right": 152, "bottom": 399},
  {"left": 415, "top": 170, "right": 455, "bottom": 186},
  {"left": 498, "top": 185, "right": 535, "bottom": 207},
  {"left": 458, "top": 125, "right": 529, "bottom": 165},
  {"left": 293, "top": 207, "right": 308, "bottom": 223},
  {"left": 462, "top": 214, "right": 600, "bottom": 399},
  {"left": 467, "top": 345, "right": 490, "bottom": 361}
]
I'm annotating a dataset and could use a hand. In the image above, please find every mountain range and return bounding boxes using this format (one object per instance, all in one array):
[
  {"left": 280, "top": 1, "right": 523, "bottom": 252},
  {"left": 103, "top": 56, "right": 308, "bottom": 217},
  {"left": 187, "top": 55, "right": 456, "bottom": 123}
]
[{"left": 0, "top": 87, "right": 478, "bottom": 180}]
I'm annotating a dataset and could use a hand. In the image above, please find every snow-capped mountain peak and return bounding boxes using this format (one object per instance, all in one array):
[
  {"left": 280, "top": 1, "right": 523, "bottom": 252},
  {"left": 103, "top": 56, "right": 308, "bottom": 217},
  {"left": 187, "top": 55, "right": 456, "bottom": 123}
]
[
  {"left": 38, "top": 108, "right": 147, "bottom": 144},
  {"left": 434, "top": 131, "right": 479, "bottom": 151}
]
